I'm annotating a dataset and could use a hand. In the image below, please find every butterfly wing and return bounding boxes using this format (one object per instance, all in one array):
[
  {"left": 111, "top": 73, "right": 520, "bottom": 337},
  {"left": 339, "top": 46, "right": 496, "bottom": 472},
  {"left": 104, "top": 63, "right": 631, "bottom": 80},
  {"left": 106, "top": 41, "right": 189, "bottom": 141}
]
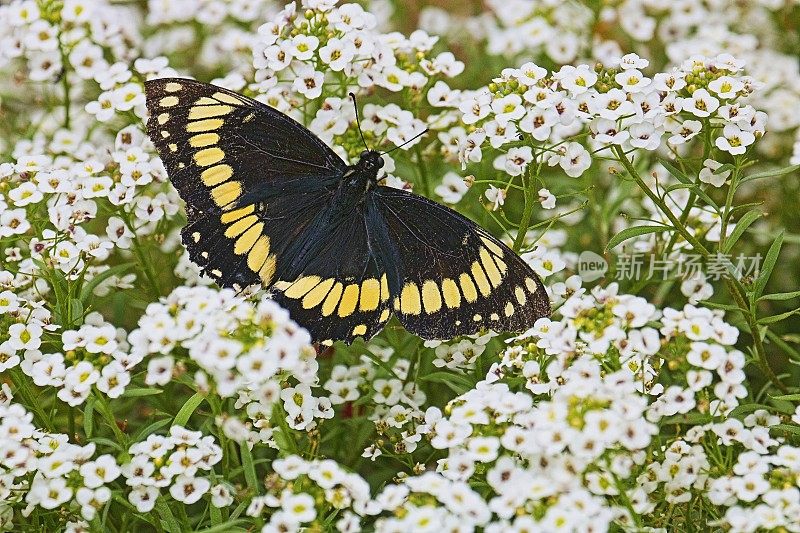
[
  {"left": 144, "top": 78, "right": 347, "bottom": 289},
  {"left": 370, "top": 186, "right": 550, "bottom": 340},
  {"left": 269, "top": 199, "right": 394, "bottom": 345}
]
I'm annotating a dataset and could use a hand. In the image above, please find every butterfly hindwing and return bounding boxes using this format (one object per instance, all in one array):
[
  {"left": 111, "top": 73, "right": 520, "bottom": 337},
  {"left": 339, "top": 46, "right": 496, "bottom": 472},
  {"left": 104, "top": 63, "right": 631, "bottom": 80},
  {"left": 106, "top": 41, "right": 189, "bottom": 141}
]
[
  {"left": 270, "top": 200, "right": 393, "bottom": 344},
  {"left": 371, "top": 186, "right": 550, "bottom": 340},
  {"left": 145, "top": 78, "right": 347, "bottom": 289}
]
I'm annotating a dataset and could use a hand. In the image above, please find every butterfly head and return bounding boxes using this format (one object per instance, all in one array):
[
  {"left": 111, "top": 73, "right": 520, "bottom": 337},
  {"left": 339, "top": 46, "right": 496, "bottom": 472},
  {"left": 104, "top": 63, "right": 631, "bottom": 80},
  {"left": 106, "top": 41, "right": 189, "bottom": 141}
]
[{"left": 357, "top": 150, "right": 384, "bottom": 175}]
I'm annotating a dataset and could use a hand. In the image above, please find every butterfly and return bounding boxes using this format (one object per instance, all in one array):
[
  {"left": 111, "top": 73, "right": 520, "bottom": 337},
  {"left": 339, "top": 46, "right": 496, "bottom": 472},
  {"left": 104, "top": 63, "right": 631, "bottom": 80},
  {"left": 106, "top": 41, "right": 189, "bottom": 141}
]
[{"left": 144, "top": 78, "right": 550, "bottom": 345}]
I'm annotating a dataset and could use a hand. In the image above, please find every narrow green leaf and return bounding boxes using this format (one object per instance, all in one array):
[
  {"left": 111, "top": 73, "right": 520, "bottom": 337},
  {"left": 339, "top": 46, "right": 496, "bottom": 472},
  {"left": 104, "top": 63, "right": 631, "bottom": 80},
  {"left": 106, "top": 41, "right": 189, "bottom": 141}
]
[
  {"left": 122, "top": 387, "right": 164, "bottom": 398},
  {"left": 156, "top": 498, "right": 184, "bottom": 533},
  {"left": 770, "top": 424, "right": 800, "bottom": 437},
  {"left": 172, "top": 392, "right": 206, "bottom": 428},
  {"left": 722, "top": 210, "right": 762, "bottom": 253},
  {"left": 240, "top": 442, "right": 259, "bottom": 496},
  {"left": 758, "top": 290, "right": 800, "bottom": 302},
  {"left": 133, "top": 418, "right": 172, "bottom": 441},
  {"left": 658, "top": 158, "right": 719, "bottom": 209},
  {"left": 698, "top": 300, "right": 741, "bottom": 312},
  {"left": 83, "top": 396, "right": 95, "bottom": 438},
  {"left": 770, "top": 393, "right": 800, "bottom": 401},
  {"left": 605, "top": 224, "right": 671, "bottom": 251},
  {"left": 420, "top": 371, "right": 475, "bottom": 395},
  {"left": 753, "top": 230, "right": 783, "bottom": 299},
  {"left": 758, "top": 307, "right": 800, "bottom": 325},
  {"left": 80, "top": 263, "right": 135, "bottom": 302},
  {"left": 192, "top": 521, "right": 250, "bottom": 533},
  {"left": 740, "top": 164, "right": 800, "bottom": 184}
]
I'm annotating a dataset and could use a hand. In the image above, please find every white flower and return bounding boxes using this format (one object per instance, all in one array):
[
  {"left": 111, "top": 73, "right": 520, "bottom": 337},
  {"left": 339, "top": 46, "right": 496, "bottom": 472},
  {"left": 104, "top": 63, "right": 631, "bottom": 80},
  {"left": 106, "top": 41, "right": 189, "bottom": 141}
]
[
  {"left": 708, "top": 76, "right": 743, "bottom": 99},
  {"left": 80, "top": 454, "right": 121, "bottom": 488},
  {"left": 292, "top": 66, "right": 324, "bottom": 99},
  {"left": 170, "top": 475, "right": 210, "bottom": 504},
  {"left": 558, "top": 142, "right": 591, "bottom": 177},
  {"left": 715, "top": 125, "right": 755, "bottom": 155},
  {"left": 698, "top": 159, "right": 731, "bottom": 187},
  {"left": 282, "top": 492, "right": 317, "bottom": 523},
  {"left": 538, "top": 188, "right": 556, "bottom": 209},
  {"left": 484, "top": 185, "right": 506, "bottom": 211},
  {"left": 434, "top": 172, "right": 469, "bottom": 204},
  {"left": 129, "top": 486, "right": 159, "bottom": 512},
  {"left": 319, "top": 37, "right": 356, "bottom": 71},
  {"left": 683, "top": 89, "right": 719, "bottom": 118}
]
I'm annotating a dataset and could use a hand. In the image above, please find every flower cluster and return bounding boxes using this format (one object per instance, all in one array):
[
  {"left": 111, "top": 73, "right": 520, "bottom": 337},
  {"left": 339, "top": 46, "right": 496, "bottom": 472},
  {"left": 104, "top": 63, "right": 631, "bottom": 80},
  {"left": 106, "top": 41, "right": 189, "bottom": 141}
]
[{"left": 123, "top": 426, "right": 222, "bottom": 510}]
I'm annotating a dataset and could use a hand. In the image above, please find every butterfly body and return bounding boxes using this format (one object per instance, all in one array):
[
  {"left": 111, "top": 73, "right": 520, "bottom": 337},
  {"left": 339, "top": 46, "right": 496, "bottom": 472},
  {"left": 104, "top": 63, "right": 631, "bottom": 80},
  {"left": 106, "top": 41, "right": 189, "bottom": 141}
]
[{"left": 145, "top": 78, "right": 550, "bottom": 344}]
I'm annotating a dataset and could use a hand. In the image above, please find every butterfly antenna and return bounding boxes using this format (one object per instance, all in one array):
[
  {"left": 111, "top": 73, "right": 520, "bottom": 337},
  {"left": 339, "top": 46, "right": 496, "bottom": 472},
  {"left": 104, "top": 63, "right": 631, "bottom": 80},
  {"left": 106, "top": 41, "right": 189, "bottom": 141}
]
[
  {"left": 381, "top": 128, "right": 429, "bottom": 155},
  {"left": 349, "top": 92, "right": 370, "bottom": 151}
]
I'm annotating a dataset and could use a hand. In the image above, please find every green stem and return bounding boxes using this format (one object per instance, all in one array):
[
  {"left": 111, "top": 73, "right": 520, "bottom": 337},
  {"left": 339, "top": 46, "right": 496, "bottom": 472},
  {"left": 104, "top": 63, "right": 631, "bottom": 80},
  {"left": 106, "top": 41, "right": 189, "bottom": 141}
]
[
  {"left": 10, "top": 369, "right": 55, "bottom": 431},
  {"left": 512, "top": 166, "right": 536, "bottom": 253},
  {"left": 613, "top": 146, "right": 787, "bottom": 394}
]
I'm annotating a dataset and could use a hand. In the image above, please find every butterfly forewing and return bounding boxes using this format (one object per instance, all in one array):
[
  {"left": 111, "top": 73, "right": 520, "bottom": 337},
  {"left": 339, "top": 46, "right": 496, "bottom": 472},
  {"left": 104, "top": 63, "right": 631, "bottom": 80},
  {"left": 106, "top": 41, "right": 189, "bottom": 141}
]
[
  {"left": 144, "top": 78, "right": 346, "bottom": 289},
  {"left": 370, "top": 187, "right": 550, "bottom": 340}
]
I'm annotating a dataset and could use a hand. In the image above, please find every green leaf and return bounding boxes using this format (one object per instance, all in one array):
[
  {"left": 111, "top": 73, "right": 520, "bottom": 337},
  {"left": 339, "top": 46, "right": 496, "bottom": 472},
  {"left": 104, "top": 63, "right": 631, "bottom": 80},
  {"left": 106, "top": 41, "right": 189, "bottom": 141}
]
[
  {"left": 740, "top": 164, "right": 800, "bottom": 184},
  {"left": 172, "top": 392, "right": 206, "bottom": 428},
  {"left": 698, "top": 300, "right": 741, "bottom": 312},
  {"left": 420, "top": 371, "right": 475, "bottom": 395},
  {"left": 721, "top": 210, "right": 762, "bottom": 253},
  {"left": 122, "top": 387, "right": 164, "bottom": 398},
  {"left": 83, "top": 396, "right": 95, "bottom": 438},
  {"left": 156, "top": 498, "right": 184, "bottom": 533},
  {"left": 133, "top": 418, "right": 172, "bottom": 441},
  {"left": 770, "top": 393, "right": 800, "bottom": 401},
  {"left": 605, "top": 224, "right": 671, "bottom": 251},
  {"left": 239, "top": 442, "right": 259, "bottom": 496},
  {"left": 752, "top": 230, "right": 783, "bottom": 299},
  {"left": 758, "top": 290, "right": 800, "bottom": 302},
  {"left": 770, "top": 424, "right": 800, "bottom": 438},
  {"left": 657, "top": 158, "right": 719, "bottom": 210},
  {"left": 79, "top": 262, "right": 135, "bottom": 302},
  {"left": 758, "top": 307, "right": 800, "bottom": 325},
  {"left": 192, "top": 521, "right": 250, "bottom": 533}
]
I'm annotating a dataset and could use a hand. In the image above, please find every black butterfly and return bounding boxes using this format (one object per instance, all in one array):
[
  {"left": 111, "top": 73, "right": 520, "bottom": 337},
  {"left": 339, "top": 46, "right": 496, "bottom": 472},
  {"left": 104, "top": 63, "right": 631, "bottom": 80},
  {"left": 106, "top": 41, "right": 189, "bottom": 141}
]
[{"left": 144, "top": 78, "right": 550, "bottom": 344}]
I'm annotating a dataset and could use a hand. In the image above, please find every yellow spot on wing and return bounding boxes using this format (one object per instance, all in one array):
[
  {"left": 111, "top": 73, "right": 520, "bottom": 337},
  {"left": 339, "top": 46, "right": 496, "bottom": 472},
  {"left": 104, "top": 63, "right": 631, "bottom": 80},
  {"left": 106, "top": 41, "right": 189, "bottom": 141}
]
[
  {"left": 213, "top": 92, "right": 243, "bottom": 105},
  {"left": 359, "top": 278, "right": 380, "bottom": 311},
  {"left": 494, "top": 255, "right": 507, "bottom": 274},
  {"left": 157, "top": 113, "right": 169, "bottom": 125},
  {"left": 515, "top": 286, "right": 527, "bottom": 306},
  {"left": 211, "top": 181, "right": 241, "bottom": 207},
  {"left": 160, "top": 96, "right": 179, "bottom": 107},
  {"left": 338, "top": 284, "right": 359, "bottom": 317},
  {"left": 481, "top": 236, "right": 504, "bottom": 257},
  {"left": 352, "top": 324, "right": 367, "bottom": 336},
  {"left": 459, "top": 273, "right": 478, "bottom": 303},
  {"left": 220, "top": 204, "right": 254, "bottom": 224},
  {"left": 525, "top": 277, "right": 538, "bottom": 293},
  {"left": 441, "top": 278, "right": 461, "bottom": 308},
  {"left": 321, "top": 282, "right": 343, "bottom": 317},
  {"left": 380, "top": 274, "right": 389, "bottom": 302},
  {"left": 480, "top": 248, "right": 502, "bottom": 287},
  {"left": 471, "top": 261, "right": 491, "bottom": 297},
  {"left": 400, "top": 283, "right": 421, "bottom": 315},
  {"left": 302, "top": 278, "right": 335, "bottom": 309},
  {"left": 187, "top": 118, "right": 223, "bottom": 132},
  {"left": 224, "top": 215, "right": 258, "bottom": 238},
  {"left": 421, "top": 280, "right": 442, "bottom": 313},
  {"left": 504, "top": 302, "right": 514, "bottom": 317},
  {"left": 285, "top": 276, "right": 321, "bottom": 299},
  {"left": 189, "top": 105, "right": 232, "bottom": 120},
  {"left": 202, "top": 164, "right": 233, "bottom": 186},
  {"left": 194, "top": 147, "right": 225, "bottom": 167},
  {"left": 259, "top": 254, "right": 276, "bottom": 285},
  {"left": 190, "top": 133, "right": 219, "bottom": 148},
  {"left": 164, "top": 82, "right": 182, "bottom": 92},
  {"left": 234, "top": 223, "right": 263, "bottom": 255},
  {"left": 247, "top": 235, "right": 270, "bottom": 272},
  {"left": 379, "top": 309, "right": 390, "bottom": 322}
]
